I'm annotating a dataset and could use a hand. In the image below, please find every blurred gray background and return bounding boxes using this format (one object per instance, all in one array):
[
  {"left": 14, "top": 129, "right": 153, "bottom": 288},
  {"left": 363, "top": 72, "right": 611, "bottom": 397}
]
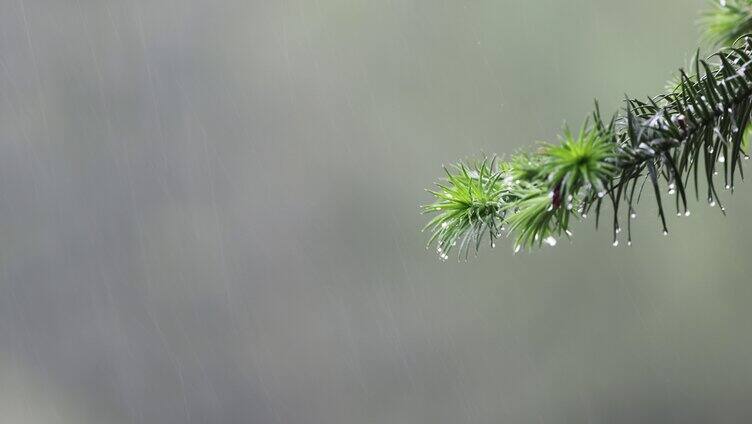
[{"left": 3, "top": 0, "right": 752, "bottom": 423}]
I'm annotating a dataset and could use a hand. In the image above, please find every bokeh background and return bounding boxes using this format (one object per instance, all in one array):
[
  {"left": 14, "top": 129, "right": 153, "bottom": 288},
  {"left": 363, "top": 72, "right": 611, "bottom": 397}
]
[{"left": 4, "top": 0, "right": 752, "bottom": 422}]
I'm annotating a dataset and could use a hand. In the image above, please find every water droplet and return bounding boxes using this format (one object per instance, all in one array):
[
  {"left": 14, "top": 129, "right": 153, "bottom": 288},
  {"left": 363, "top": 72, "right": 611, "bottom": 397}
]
[
  {"left": 616, "top": 227, "right": 622, "bottom": 234},
  {"left": 685, "top": 210, "right": 691, "bottom": 217},
  {"left": 745, "top": 155, "right": 750, "bottom": 160},
  {"left": 627, "top": 241, "right": 632, "bottom": 246},
  {"left": 437, "top": 247, "right": 443, "bottom": 253},
  {"left": 718, "top": 155, "right": 726, "bottom": 163},
  {"left": 544, "top": 236, "right": 557, "bottom": 247},
  {"left": 677, "top": 212, "right": 682, "bottom": 217},
  {"left": 663, "top": 230, "right": 669, "bottom": 236},
  {"left": 725, "top": 184, "right": 731, "bottom": 190},
  {"left": 721, "top": 206, "right": 726, "bottom": 212},
  {"left": 582, "top": 213, "right": 588, "bottom": 219},
  {"left": 441, "top": 222, "right": 449, "bottom": 228},
  {"left": 630, "top": 212, "right": 637, "bottom": 219},
  {"left": 514, "top": 245, "right": 522, "bottom": 253},
  {"left": 565, "top": 229, "right": 573, "bottom": 237},
  {"left": 612, "top": 240, "right": 619, "bottom": 247},
  {"left": 721, "top": 0, "right": 727, "bottom": 7},
  {"left": 668, "top": 188, "right": 676, "bottom": 195},
  {"left": 547, "top": 205, "right": 554, "bottom": 211},
  {"left": 668, "top": 183, "right": 676, "bottom": 190},
  {"left": 598, "top": 191, "right": 606, "bottom": 198},
  {"left": 567, "top": 203, "right": 573, "bottom": 210},
  {"left": 491, "top": 243, "right": 496, "bottom": 248},
  {"left": 710, "top": 200, "right": 717, "bottom": 207},
  {"left": 567, "top": 195, "right": 573, "bottom": 202},
  {"left": 708, "top": 146, "right": 715, "bottom": 153}
]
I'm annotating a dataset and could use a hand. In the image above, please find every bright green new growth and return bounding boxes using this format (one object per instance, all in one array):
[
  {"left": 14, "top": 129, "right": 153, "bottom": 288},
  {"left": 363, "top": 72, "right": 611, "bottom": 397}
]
[
  {"left": 702, "top": 0, "right": 752, "bottom": 45},
  {"left": 422, "top": 3, "right": 752, "bottom": 259}
]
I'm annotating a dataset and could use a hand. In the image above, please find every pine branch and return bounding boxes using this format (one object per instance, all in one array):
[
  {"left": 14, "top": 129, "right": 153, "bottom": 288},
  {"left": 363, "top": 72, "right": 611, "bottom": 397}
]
[{"left": 422, "top": 3, "right": 752, "bottom": 259}]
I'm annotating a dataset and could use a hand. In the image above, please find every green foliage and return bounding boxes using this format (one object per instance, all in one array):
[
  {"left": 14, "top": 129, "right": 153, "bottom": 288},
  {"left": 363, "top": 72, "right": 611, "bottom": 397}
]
[
  {"left": 702, "top": 0, "right": 752, "bottom": 46},
  {"left": 422, "top": 3, "right": 752, "bottom": 258}
]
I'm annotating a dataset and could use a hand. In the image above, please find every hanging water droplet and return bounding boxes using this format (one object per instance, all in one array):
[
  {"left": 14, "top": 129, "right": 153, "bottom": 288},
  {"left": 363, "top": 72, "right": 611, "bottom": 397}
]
[
  {"left": 677, "top": 212, "right": 682, "bottom": 217},
  {"left": 441, "top": 221, "right": 449, "bottom": 229},
  {"left": 630, "top": 212, "right": 637, "bottom": 219},
  {"left": 514, "top": 244, "right": 522, "bottom": 253},
  {"left": 710, "top": 200, "right": 717, "bottom": 207},
  {"left": 491, "top": 242, "right": 496, "bottom": 248},
  {"left": 616, "top": 227, "right": 622, "bottom": 234},
  {"left": 721, "top": 206, "right": 726, "bottom": 212},
  {"left": 597, "top": 191, "right": 606, "bottom": 198},
  {"left": 708, "top": 146, "right": 715, "bottom": 153},
  {"left": 567, "top": 203, "right": 573, "bottom": 210},
  {"left": 547, "top": 204, "right": 554, "bottom": 211},
  {"left": 565, "top": 229, "right": 573, "bottom": 237},
  {"left": 612, "top": 240, "right": 619, "bottom": 247},
  {"left": 668, "top": 188, "right": 676, "bottom": 195},
  {"left": 544, "top": 236, "right": 557, "bottom": 247},
  {"left": 437, "top": 246, "right": 443, "bottom": 253},
  {"left": 718, "top": 155, "right": 726, "bottom": 163},
  {"left": 663, "top": 230, "right": 669, "bottom": 236},
  {"left": 567, "top": 195, "right": 573, "bottom": 202},
  {"left": 582, "top": 213, "right": 588, "bottom": 218},
  {"left": 745, "top": 155, "right": 750, "bottom": 160},
  {"left": 627, "top": 241, "right": 632, "bottom": 246},
  {"left": 725, "top": 184, "right": 731, "bottom": 190},
  {"left": 685, "top": 210, "right": 691, "bottom": 217}
]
